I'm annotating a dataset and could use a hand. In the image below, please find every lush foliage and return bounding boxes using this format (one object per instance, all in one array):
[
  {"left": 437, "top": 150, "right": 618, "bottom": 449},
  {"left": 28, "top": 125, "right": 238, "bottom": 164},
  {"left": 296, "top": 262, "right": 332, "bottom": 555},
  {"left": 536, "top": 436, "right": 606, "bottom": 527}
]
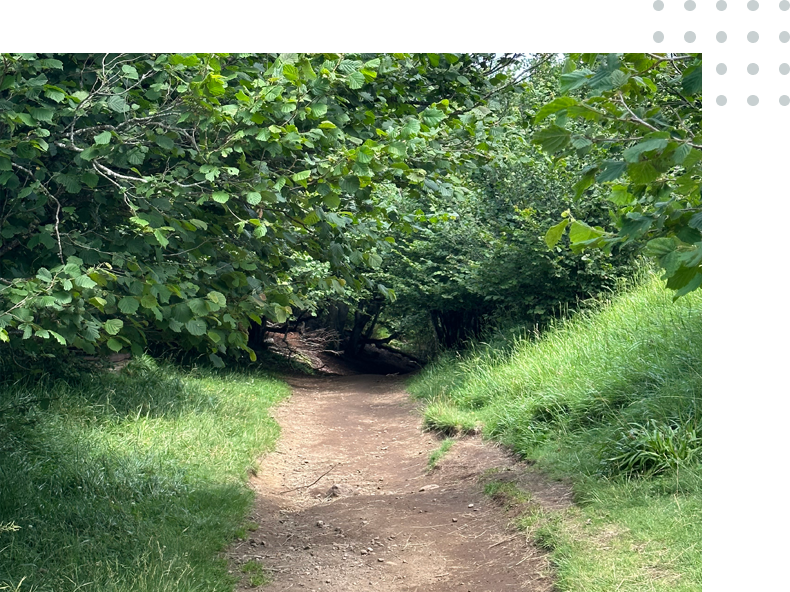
[
  {"left": 0, "top": 359, "right": 289, "bottom": 592},
  {"left": 0, "top": 52, "right": 519, "bottom": 361},
  {"left": 320, "top": 57, "right": 641, "bottom": 355},
  {"left": 534, "top": 53, "right": 701, "bottom": 298}
]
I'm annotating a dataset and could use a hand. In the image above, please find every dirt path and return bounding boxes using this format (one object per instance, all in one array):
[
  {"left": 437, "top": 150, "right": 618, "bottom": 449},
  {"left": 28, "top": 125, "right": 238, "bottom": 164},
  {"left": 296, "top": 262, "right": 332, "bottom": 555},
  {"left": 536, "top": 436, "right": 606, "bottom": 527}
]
[{"left": 228, "top": 374, "right": 573, "bottom": 592}]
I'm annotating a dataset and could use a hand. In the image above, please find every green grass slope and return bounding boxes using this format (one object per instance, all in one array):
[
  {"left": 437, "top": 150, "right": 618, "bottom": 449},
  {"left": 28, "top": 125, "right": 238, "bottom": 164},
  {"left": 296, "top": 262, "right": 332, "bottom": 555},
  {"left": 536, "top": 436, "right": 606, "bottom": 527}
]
[{"left": 409, "top": 273, "right": 702, "bottom": 591}]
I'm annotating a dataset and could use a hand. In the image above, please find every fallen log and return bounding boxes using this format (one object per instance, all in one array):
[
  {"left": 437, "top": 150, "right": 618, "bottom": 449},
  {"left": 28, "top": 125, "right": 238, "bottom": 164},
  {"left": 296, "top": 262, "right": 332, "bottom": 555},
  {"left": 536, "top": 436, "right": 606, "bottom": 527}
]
[{"left": 368, "top": 342, "right": 425, "bottom": 366}]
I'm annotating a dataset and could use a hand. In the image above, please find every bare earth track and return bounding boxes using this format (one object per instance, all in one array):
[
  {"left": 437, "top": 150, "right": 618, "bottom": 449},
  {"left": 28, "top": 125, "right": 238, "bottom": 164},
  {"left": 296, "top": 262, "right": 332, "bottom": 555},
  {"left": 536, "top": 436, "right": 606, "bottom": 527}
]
[{"left": 228, "top": 372, "right": 573, "bottom": 592}]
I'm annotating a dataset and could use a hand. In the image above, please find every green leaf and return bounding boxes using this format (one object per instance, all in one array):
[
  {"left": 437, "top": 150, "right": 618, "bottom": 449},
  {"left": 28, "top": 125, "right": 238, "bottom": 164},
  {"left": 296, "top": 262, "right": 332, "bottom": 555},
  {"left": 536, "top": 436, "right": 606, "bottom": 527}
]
[
  {"left": 49, "top": 330, "right": 66, "bottom": 345},
  {"left": 569, "top": 220, "right": 604, "bottom": 244},
  {"left": 681, "top": 65, "right": 702, "bottom": 95},
  {"left": 153, "top": 229, "right": 169, "bottom": 247},
  {"left": 421, "top": 108, "right": 446, "bottom": 127},
  {"left": 140, "top": 294, "right": 158, "bottom": 309},
  {"left": 121, "top": 64, "right": 139, "bottom": 80},
  {"left": 607, "top": 185, "right": 633, "bottom": 206},
  {"left": 323, "top": 193, "right": 341, "bottom": 209},
  {"left": 347, "top": 71, "right": 365, "bottom": 89},
  {"left": 534, "top": 97, "right": 577, "bottom": 124},
  {"left": 73, "top": 275, "right": 98, "bottom": 289},
  {"left": 118, "top": 296, "right": 139, "bottom": 314},
  {"left": 671, "top": 270, "right": 701, "bottom": 299},
  {"left": 400, "top": 118, "right": 420, "bottom": 139},
  {"left": 212, "top": 191, "right": 230, "bottom": 204},
  {"left": 387, "top": 142, "right": 407, "bottom": 158},
  {"left": 272, "top": 305, "right": 289, "bottom": 324},
  {"left": 559, "top": 69, "right": 593, "bottom": 93},
  {"left": 677, "top": 244, "right": 702, "bottom": 268},
  {"left": 671, "top": 224, "right": 700, "bottom": 247},
  {"left": 44, "top": 87, "right": 66, "bottom": 103},
  {"left": 207, "top": 291, "right": 227, "bottom": 306},
  {"left": 644, "top": 237, "right": 678, "bottom": 259},
  {"left": 340, "top": 175, "right": 360, "bottom": 193},
  {"left": 30, "top": 107, "right": 54, "bottom": 122},
  {"left": 106, "top": 338, "right": 124, "bottom": 352},
  {"left": 55, "top": 173, "right": 82, "bottom": 193},
  {"left": 628, "top": 161, "right": 660, "bottom": 185},
  {"left": 407, "top": 169, "right": 426, "bottom": 183},
  {"left": 104, "top": 319, "right": 124, "bottom": 335},
  {"left": 247, "top": 191, "right": 262, "bottom": 205},
  {"left": 292, "top": 170, "right": 311, "bottom": 182},
  {"left": 282, "top": 63, "right": 300, "bottom": 82},
  {"left": 127, "top": 150, "right": 145, "bottom": 165},
  {"left": 688, "top": 212, "right": 702, "bottom": 231},
  {"left": 609, "top": 69, "right": 629, "bottom": 88},
  {"left": 533, "top": 125, "right": 572, "bottom": 154},
  {"left": 545, "top": 219, "right": 569, "bottom": 248},
  {"left": 665, "top": 265, "right": 700, "bottom": 291},
  {"left": 36, "top": 267, "right": 52, "bottom": 282},
  {"left": 82, "top": 171, "right": 99, "bottom": 188},
  {"left": 673, "top": 143, "right": 692, "bottom": 165},
  {"left": 302, "top": 211, "right": 320, "bottom": 226},
  {"left": 107, "top": 95, "right": 128, "bottom": 113},
  {"left": 155, "top": 135, "right": 174, "bottom": 150},
  {"left": 596, "top": 160, "right": 628, "bottom": 182},
  {"left": 623, "top": 136, "right": 669, "bottom": 163},
  {"left": 130, "top": 216, "right": 150, "bottom": 227},
  {"left": 185, "top": 319, "right": 207, "bottom": 336},
  {"left": 620, "top": 214, "right": 654, "bottom": 241},
  {"left": 93, "top": 130, "right": 112, "bottom": 144},
  {"left": 573, "top": 168, "right": 597, "bottom": 198},
  {"left": 310, "top": 102, "right": 328, "bottom": 118},
  {"left": 571, "top": 136, "right": 592, "bottom": 150}
]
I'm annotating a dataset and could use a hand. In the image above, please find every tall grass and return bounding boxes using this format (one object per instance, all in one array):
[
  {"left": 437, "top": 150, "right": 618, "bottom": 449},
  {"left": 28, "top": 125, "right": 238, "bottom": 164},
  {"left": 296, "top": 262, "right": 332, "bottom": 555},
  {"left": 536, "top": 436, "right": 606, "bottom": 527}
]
[
  {"left": 0, "top": 357, "right": 289, "bottom": 592},
  {"left": 409, "top": 272, "right": 702, "bottom": 591}
]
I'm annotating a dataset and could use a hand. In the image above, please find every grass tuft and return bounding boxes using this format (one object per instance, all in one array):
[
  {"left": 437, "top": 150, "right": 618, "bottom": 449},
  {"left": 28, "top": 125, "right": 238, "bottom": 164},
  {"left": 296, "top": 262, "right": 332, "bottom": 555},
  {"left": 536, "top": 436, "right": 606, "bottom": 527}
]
[{"left": 426, "top": 438, "right": 455, "bottom": 470}]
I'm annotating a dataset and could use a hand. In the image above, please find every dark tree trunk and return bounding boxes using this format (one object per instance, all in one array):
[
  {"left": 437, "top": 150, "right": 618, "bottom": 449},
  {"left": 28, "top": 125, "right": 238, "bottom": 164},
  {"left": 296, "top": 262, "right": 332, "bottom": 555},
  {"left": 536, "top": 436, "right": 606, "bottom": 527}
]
[{"left": 430, "top": 309, "right": 483, "bottom": 349}]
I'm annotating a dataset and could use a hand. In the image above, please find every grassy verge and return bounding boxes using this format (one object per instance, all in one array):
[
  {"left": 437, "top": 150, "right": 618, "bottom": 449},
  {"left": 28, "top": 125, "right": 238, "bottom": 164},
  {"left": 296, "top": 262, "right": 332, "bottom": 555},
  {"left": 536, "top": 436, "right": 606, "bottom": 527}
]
[
  {"left": 0, "top": 357, "right": 290, "bottom": 592},
  {"left": 409, "top": 273, "right": 702, "bottom": 592},
  {"left": 426, "top": 438, "right": 455, "bottom": 471}
]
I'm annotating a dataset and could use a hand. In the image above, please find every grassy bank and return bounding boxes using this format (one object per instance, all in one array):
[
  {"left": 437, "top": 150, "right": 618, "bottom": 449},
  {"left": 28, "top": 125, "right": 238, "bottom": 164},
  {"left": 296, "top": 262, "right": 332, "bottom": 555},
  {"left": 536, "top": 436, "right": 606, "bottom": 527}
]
[
  {"left": 0, "top": 358, "right": 289, "bottom": 592},
  {"left": 409, "top": 273, "right": 702, "bottom": 591}
]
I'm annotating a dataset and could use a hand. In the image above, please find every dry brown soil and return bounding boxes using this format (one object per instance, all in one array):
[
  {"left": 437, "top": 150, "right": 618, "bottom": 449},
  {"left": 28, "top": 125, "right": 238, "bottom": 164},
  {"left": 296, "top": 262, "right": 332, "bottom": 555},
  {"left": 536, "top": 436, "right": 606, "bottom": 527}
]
[{"left": 228, "top": 373, "right": 573, "bottom": 592}]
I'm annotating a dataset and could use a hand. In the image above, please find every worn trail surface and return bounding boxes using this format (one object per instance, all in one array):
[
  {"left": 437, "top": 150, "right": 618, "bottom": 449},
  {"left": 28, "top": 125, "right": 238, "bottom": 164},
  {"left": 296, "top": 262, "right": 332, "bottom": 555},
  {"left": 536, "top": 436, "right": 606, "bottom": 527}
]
[{"left": 229, "top": 374, "right": 572, "bottom": 592}]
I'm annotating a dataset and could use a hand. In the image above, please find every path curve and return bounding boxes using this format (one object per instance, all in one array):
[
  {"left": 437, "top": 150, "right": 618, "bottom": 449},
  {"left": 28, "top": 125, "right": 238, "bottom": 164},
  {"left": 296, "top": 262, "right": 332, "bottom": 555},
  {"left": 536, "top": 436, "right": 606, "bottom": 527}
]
[{"left": 228, "top": 374, "right": 572, "bottom": 591}]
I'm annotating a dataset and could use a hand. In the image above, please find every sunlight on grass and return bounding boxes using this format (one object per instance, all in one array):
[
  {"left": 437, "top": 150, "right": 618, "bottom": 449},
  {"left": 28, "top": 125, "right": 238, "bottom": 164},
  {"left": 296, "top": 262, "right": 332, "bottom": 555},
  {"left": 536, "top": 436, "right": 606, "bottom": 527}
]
[
  {"left": 0, "top": 358, "right": 289, "bottom": 592},
  {"left": 409, "top": 272, "right": 702, "bottom": 592}
]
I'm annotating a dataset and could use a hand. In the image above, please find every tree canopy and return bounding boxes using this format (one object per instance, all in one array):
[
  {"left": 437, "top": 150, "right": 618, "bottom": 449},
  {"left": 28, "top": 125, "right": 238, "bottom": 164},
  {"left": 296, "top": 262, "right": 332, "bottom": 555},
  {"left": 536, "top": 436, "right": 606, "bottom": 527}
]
[
  {"left": 0, "top": 52, "right": 700, "bottom": 363},
  {"left": 0, "top": 52, "right": 530, "bottom": 361},
  {"left": 534, "top": 53, "right": 702, "bottom": 298}
]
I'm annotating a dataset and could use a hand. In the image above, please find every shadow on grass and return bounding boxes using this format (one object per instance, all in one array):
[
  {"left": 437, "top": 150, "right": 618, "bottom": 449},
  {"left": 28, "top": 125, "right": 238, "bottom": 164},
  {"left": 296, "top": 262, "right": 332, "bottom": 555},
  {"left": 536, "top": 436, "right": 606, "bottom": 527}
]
[{"left": 0, "top": 358, "right": 289, "bottom": 592}]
